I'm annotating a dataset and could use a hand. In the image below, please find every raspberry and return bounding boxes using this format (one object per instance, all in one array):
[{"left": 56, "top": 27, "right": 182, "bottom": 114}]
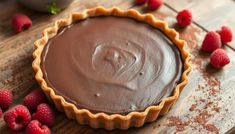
[
  {"left": 32, "top": 104, "right": 55, "bottom": 127},
  {"left": 26, "top": 120, "right": 50, "bottom": 134},
  {"left": 12, "top": 13, "right": 32, "bottom": 33},
  {"left": 217, "top": 26, "right": 233, "bottom": 44},
  {"left": 0, "top": 108, "right": 2, "bottom": 118},
  {"left": 201, "top": 31, "right": 222, "bottom": 52},
  {"left": 136, "top": 0, "right": 147, "bottom": 5},
  {"left": 210, "top": 49, "right": 230, "bottom": 69},
  {"left": 147, "top": 0, "right": 163, "bottom": 10},
  {"left": 176, "top": 10, "right": 192, "bottom": 27},
  {"left": 4, "top": 105, "right": 31, "bottom": 131},
  {"left": 0, "top": 88, "right": 13, "bottom": 110},
  {"left": 24, "top": 89, "right": 47, "bottom": 111}
]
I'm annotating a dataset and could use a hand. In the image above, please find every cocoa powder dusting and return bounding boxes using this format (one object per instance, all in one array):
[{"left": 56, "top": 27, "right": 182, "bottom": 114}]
[
  {"left": 189, "top": 104, "right": 197, "bottom": 111},
  {"left": 204, "top": 124, "right": 219, "bottom": 132},
  {"left": 213, "top": 105, "right": 220, "bottom": 113},
  {"left": 167, "top": 117, "right": 190, "bottom": 132},
  {"left": 194, "top": 110, "right": 210, "bottom": 125},
  {"left": 166, "top": 94, "right": 220, "bottom": 133},
  {"left": 165, "top": 26, "right": 222, "bottom": 133}
]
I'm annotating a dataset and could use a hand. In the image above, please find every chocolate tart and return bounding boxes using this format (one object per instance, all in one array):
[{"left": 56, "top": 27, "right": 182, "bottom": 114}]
[{"left": 33, "top": 7, "right": 191, "bottom": 130}]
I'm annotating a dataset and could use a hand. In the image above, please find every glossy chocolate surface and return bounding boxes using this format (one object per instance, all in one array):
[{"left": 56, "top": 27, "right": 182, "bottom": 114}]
[{"left": 41, "top": 17, "right": 183, "bottom": 114}]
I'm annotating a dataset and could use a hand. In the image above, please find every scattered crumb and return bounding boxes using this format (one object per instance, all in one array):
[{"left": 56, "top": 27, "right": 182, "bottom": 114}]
[
  {"left": 189, "top": 104, "right": 197, "bottom": 111},
  {"left": 204, "top": 124, "right": 219, "bottom": 133},
  {"left": 167, "top": 116, "right": 190, "bottom": 132}
]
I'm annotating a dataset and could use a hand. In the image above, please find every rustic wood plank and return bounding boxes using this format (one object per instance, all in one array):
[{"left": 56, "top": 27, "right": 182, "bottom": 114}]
[{"left": 0, "top": 0, "right": 235, "bottom": 134}]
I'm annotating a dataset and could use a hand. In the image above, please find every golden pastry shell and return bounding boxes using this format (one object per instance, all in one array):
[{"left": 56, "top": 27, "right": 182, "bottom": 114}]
[{"left": 32, "top": 6, "right": 191, "bottom": 130}]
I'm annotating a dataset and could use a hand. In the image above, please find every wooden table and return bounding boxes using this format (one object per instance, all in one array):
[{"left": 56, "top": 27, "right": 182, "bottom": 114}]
[{"left": 0, "top": 0, "right": 235, "bottom": 133}]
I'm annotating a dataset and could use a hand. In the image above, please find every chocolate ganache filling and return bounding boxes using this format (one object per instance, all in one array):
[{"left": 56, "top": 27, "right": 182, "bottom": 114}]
[{"left": 41, "top": 16, "right": 183, "bottom": 114}]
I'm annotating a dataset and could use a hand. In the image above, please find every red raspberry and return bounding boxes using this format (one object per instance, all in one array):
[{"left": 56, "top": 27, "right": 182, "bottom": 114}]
[
  {"left": 4, "top": 105, "right": 31, "bottom": 131},
  {"left": 136, "top": 0, "right": 147, "bottom": 5},
  {"left": 0, "top": 88, "right": 13, "bottom": 110},
  {"left": 0, "top": 108, "right": 2, "bottom": 118},
  {"left": 26, "top": 120, "right": 50, "bottom": 134},
  {"left": 201, "top": 31, "right": 222, "bottom": 52},
  {"left": 217, "top": 26, "right": 233, "bottom": 44},
  {"left": 24, "top": 89, "right": 47, "bottom": 111},
  {"left": 210, "top": 49, "right": 230, "bottom": 69},
  {"left": 32, "top": 104, "right": 55, "bottom": 127},
  {"left": 176, "top": 10, "right": 192, "bottom": 27},
  {"left": 12, "top": 13, "right": 32, "bottom": 33},
  {"left": 147, "top": 0, "right": 163, "bottom": 10}
]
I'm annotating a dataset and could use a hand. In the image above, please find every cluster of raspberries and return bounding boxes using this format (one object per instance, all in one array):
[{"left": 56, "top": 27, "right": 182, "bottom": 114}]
[
  {"left": 0, "top": 89, "right": 55, "bottom": 134},
  {"left": 174, "top": 8, "right": 232, "bottom": 68},
  {"left": 201, "top": 26, "right": 232, "bottom": 68},
  {"left": 135, "top": 0, "right": 232, "bottom": 69}
]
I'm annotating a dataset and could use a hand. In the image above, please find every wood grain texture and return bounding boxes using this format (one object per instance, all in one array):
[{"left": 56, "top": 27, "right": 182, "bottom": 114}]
[{"left": 0, "top": 0, "right": 235, "bottom": 134}]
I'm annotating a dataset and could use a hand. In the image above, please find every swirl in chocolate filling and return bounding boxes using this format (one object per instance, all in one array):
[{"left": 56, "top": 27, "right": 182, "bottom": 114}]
[{"left": 41, "top": 16, "right": 183, "bottom": 114}]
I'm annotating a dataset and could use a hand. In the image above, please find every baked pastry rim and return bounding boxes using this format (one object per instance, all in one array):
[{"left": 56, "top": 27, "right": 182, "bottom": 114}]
[{"left": 32, "top": 6, "right": 191, "bottom": 130}]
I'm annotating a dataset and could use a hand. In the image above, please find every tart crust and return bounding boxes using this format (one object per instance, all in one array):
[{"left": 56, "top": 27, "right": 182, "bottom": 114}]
[{"left": 32, "top": 6, "right": 191, "bottom": 130}]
